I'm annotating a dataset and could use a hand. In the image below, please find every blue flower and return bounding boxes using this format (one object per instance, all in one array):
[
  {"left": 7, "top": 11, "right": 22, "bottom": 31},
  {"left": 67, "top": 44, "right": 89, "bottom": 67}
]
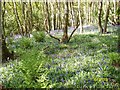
[{"left": 102, "top": 82, "right": 104, "bottom": 85}]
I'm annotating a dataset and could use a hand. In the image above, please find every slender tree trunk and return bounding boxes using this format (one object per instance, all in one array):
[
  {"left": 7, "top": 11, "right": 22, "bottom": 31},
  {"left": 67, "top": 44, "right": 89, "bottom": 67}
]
[
  {"left": 0, "top": 1, "right": 2, "bottom": 62},
  {"left": 2, "top": 2, "right": 5, "bottom": 37},
  {"left": 98, "top": 1, "right": 103, "bottom": 33},
  {"left": 58, "top": 2, "right": 61, "bottom": 29},
  {"left": 45, "top": 2, "right": 51, "bottom": 32},
  {"left": 113, "top": 0, "right": 117, "bottom": 23},
  {"left": 87, "top": 2, "right": 89, "bottom": 25},
  {"left": 91, "top": 2, "right": 94, "bottom": 24},
  {"left": 103, "top": 1, "right": 110, "bottom": 33},
  {"left": 13, "top": 2, "right": 24, "bottom": 35},
  {"left": 116, "top": 1, "right": 120, "bottom": 25},
  {"left": 26, "top": 4, "right": 30, "bottom": 37},
  {"left": 61, "top": 1, "right": 69, "bottom": 43},
  {"left": 78, "top": 0, "right": 83, "bottom": 33},
  {"left": 70, "top": 2, "right": 75, "bottom": 27},
  {"left": 22, "top": 2, "right": 26, "bottom": 36},
  {"left": 51, "top": 2, "right": 54, "bottom": 30},
  {"left": 89, "top": 2, "right": 92, "bottom": 24},
  {"left": 22, "top": 2, "right": 29, "bottom": 36},
  {"left": 29, "top": 0, "right": 33, "bottom": 32},
  {"left": 54, "top": 12, "right": 56, "bottom": 30}
]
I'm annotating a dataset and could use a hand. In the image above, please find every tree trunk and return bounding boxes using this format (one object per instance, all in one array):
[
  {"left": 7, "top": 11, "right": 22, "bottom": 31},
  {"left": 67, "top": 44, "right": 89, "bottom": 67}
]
[
  {"left": 98, "top": 1, "right": 103, "bottom": 33},
  {"left": 0, "top": 1, "right": 2, "bottom": 63},
  {"left": 113, "top": 0, "right": 117, "bottom": 23},
  {"left": 2, "top": 35, "right": 14, "bottom": 63},
  {"left": 103, "top": 1, "right": 110, "bottom": 33},
  {"left": 13, "top": 2, "right": 24, "bottom": 35},
  {"left": 2, "top": 2, "right": 14, "bottom": 62},
  {"left": 61, "top": 1, "right": 69, "bottom": 43},
  {"left": 22, "top": 2, "right": 27, "bottom": 36},
  {"left": 2, "top": 2, "right": 5, "bottom": 36},
  {"left": 78, "top": 0, "right": 83, "bottom": 33},
  {"left": 29, "top": 1, "right": 33, "bottom": 32},
  {"left": 58, "top": 2, "right": 62, "bottom": 29},
  {"left": 70, "top": 2, "right": 75, "bottom": 27},
  {"left": 45, "top": 2, "right": 51, "bottom": 32},
  {"left": 26, "top": 4, "right": 30, "bottom": 37},
  {"left": 116, "top": 1, "right": 120, "bottom": 25}
]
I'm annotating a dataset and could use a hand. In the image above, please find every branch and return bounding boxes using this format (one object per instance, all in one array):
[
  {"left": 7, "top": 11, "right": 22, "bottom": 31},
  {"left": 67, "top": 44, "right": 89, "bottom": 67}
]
[
  {"left": 68, "top": 23, "right": 80, "bottom": 42},
  {"left": 45, "top": 30, "right": 60, "bottom": 42}
]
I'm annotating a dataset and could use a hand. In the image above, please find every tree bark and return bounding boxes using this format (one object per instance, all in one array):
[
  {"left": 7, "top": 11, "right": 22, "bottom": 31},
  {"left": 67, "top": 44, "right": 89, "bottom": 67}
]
[
  {"left": 116, "top": 1, "right": 120, "bottom": 25},
  {"left": 70, "top": 2, "right": 75, "bottom": 27},
  {"left": 45, "top": 2, "right": 51, "bottom": 32},
  {"left": 13, "top": 2, "right": 24, "bottom": 35},
  {"left": 29, "top": 0, "right": 33, "bottom": 32},
  {"left": 51, "top": 2, "right": 54, "bottom": 30},
  {"left": 0, "top": 1, "right": 2, "bottom": 63},
  {"left": 22, "top": 2, "right": 27, "bottom": 36},
  {"left": 2, "top": 2, "right": 5, "bottom": 37},
  {"left": 2, "top": 2, "right": 14, "bottom": 62},
  {"left": 2, "top": 35, "right": 14, "bottom": 63},
  {"left": 98, "top": 1, "right": 103, "bottom": 33},
  {"left": 61, "top": 1, "right": 69, "bottom": 43},
  {"left": 78, "top": 0, "right": 83, "bottom": 33},
  {"left": 103, "top": 1, "right": 110, "bottom": 33},
  {"left": 58, "top": 2, "right": 62, "bottom": 29}
]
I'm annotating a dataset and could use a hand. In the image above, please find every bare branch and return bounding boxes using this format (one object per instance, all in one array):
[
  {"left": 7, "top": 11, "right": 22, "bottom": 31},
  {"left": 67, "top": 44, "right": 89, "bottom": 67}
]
[
  {"left": 68, "top": 23, "right": 80, "bottom": 42},
  {"left": 45, "top": 30, "right": 60, "bottom": 42}
]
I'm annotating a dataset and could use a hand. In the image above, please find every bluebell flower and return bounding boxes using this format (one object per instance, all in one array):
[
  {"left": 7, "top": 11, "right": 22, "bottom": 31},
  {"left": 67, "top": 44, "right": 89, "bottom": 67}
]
[
  {"left": 102, "top": 82, "right": 104, "bottom": 85},
  {"left": 104, "top": 62, "right": 106, "bottom": 65},
  {"left": 47, "top": 65, "right": 51, "bottom": 69},
  {"left": 102, "top": 57, "right": 104, "bottom": 61},
  {"left": 105, "top": 66, "right": 108, "bottom": 69},
  {"left": 88, "top": 79, "right": 91, "bottom": 83}
]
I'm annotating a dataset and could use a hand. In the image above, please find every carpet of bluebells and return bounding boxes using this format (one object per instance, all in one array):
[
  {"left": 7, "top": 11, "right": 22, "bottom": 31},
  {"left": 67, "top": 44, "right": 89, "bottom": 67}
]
[{"left": 0, "top": 32, "right": 120, "bottom": 88}]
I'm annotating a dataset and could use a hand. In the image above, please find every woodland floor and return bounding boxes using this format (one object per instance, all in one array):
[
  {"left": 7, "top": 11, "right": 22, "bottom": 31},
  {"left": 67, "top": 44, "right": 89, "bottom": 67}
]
[{"left": 0, "top": 25, "right": 120, "bottom": 88}]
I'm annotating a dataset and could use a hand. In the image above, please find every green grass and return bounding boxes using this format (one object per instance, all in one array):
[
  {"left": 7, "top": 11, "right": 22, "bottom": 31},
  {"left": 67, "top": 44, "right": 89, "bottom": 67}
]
[{"left": 1, "top": 33, "right": 120, "bottom": 88}]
